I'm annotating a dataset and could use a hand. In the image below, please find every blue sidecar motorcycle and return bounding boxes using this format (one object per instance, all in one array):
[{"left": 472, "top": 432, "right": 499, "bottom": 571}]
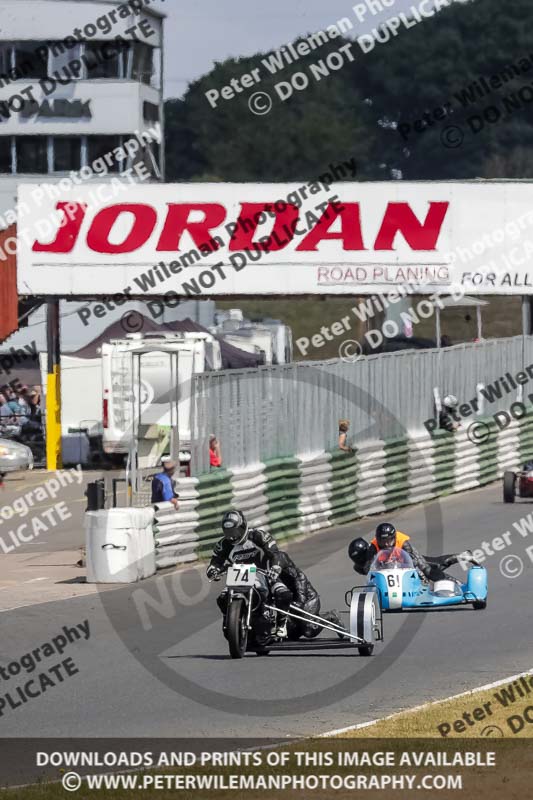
[{"left": 349, "top": 547, "right": 487, "bottom": 613}]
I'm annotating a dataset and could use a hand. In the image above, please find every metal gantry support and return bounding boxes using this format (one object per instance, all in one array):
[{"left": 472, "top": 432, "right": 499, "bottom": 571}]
[
  {"left": 45, "top": 299, "right": 62, "bottom": 470},
  {"left": 127, "top": 346, "right": 182, "bottom": 501}
]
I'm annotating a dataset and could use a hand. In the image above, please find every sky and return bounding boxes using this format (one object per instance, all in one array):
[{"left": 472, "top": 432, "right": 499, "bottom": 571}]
[{"left": 151, "top": 0, "right": 464, "bottom": 98}]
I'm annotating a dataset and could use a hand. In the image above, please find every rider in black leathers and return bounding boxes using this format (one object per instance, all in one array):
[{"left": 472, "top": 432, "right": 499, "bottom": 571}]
[
  {"left": 277, "top": 551, "right": 342, "bottom": 638},
  {"left": 277, "top": 551, "right": 321, "bottom": 638},
  {"left": 206, "top": 509, "right": 292, "bottom": 639}
]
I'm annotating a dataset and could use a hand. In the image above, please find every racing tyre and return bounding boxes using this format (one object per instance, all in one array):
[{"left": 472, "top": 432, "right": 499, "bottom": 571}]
[
  {"left": 472, "top": 599, "right": 487, "bottom": 610},
  {"left": 227, "top": 599, "right": 248, "bottom": 659},
  {"left": 350, "top": 591, "right": 378, "bottom": 655},
  {"left": 503, "top": 471, "right": 516, "bottom": 503}
]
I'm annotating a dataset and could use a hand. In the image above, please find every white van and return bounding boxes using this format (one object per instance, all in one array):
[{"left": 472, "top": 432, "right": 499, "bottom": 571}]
[
  {"left": 213, "top": 311, "right": 293, "bottom": 364},
  {"left": 260, "top": 319, "right": 293, "bottom": 364},
  {"left": 42, "top": 332, "right": 221, "bottom": 463},
  {"left": 101, "top": 332, "right": 221, "bottom": 456}
]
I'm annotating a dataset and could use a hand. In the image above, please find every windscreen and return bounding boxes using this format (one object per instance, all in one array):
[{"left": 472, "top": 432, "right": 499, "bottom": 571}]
[{"left": 371, "top": 547, "right": 414, "bottom": 570}]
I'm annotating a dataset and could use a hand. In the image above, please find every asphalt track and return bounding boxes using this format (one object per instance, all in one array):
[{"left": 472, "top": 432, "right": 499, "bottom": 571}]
[{"left": 1, "top": 482, "right": 533, "bottom": 742}]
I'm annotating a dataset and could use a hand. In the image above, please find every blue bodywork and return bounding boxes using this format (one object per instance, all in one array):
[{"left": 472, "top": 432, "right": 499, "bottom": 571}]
[{"left": 368, "top": 555, "right": 488, "bottom": 611}]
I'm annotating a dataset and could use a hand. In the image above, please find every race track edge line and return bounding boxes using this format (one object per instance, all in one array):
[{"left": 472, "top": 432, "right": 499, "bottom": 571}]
[{"left": 319, "top": 668, "right": 533, "bottom": 737}]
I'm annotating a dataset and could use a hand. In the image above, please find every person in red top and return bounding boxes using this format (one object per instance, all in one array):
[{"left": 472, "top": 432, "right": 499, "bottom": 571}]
[{"left": 209, "top": 435, "right": 222, "bottom": 469}]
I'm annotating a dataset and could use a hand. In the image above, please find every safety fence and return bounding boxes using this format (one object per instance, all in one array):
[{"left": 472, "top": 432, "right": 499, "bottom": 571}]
[
  {"left": 169, "top": 406, "right": 533, "bottom": 562},
  {"left": 87, "top": 405, "right": 533, "bottom": 580},
  {"left": 190, "top": 336, "right": 533, "bottom": 474}
]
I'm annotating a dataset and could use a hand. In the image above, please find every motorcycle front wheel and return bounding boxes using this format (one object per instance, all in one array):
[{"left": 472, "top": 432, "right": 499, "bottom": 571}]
[{"left": 227, "top": 598, "right": 248, "bottom": 659}]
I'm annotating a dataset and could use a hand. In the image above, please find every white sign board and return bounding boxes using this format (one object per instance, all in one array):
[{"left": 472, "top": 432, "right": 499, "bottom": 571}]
[{"left": 16, "top": 181, "right": 533, "bottom": 296}]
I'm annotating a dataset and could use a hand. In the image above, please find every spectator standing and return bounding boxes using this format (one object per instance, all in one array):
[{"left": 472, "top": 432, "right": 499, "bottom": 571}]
[
  {"left": 209, "top": 435, "right": 222, "bottom": 469},
  {"left": 6, "top": 389, "right": 26, "bottom": 421},
  {"left": 21, "top": 390, "right": 42, "bottom": 434},
  {"left": 151, "top": 458, "right": 180, "bottom": 508},
  {"left": 439, "top": 395, "right": 460, "bottom": 432},
  {"left": 18, "top": 385, "right": 32, "bottom": 411},
  {"left": 28, "top": 391, "right": 42, "bottom": 420},
  {"left": 0, "top": 394, "right": 12, "bottom": 421},
  {"left": 338, "top": 419, "right": 354, "bottom": 453}
]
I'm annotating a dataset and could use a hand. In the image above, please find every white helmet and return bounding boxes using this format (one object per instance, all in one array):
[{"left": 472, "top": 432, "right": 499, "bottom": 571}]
[{"left": 443, "top": 394, "right": 458, "bottom": 408}]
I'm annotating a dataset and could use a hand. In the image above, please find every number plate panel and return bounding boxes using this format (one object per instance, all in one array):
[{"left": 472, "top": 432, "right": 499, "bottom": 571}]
[{"left": 226, "top": 565, "right": 257, "bottom": 587}]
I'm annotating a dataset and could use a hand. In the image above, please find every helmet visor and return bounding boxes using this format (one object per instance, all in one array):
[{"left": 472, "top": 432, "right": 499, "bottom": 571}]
[
  {"left": 377, "top": 531, "right": 396, "bottom": 548},
  {"left": 222, "top": 512, "right": 247, "bottom": 542}
]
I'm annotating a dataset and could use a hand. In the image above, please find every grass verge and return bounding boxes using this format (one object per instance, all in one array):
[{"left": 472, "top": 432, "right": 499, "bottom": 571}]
[{"left": 339, "top": 671, "right": 533, "bottom": 739}]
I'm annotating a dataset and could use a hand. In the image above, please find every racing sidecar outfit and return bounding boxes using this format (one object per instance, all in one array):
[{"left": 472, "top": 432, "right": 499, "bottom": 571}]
[{"left": 208, "top": 529, "right": 292, "bottom": 629}]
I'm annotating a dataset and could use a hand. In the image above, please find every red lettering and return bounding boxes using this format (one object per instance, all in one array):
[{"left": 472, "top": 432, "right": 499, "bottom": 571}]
[
  {"left": 374, "top": 202, "right": 449, "bottom": 250},
  {"left": 32, "top": 202, "right": 87, "bottom": 253},
  {"left": 229, "top": 203, "right": 299, "bottom": 251},
  {"left": 296, "top": 203, "right": 365, "bottom": 251},
  {"left": 87, "top": 204, "right": 157, "bottom": 254},
  {"left": 31, "top": 198, "right": 451, "bottom": 257},
  {"left": 157, "top": 203, "right": 226, "bottom": 251}
]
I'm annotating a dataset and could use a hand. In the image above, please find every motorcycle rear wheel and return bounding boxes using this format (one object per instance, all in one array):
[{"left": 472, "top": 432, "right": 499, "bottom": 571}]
[{"left": 227, "top": 599, "right": 248, "bottom": 659}]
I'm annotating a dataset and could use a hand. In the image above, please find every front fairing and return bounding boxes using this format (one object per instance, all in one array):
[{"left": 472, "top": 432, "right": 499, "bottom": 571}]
[
  {"left": 367, "top": 548, "right": 466, "bottom": 609},
  {"left": 367, "top": 548, "right": 420, "bottom": 610}
]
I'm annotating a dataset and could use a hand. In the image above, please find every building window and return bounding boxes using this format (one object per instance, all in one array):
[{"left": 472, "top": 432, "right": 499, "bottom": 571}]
[
  {"left": 143, "top": 102, "right": 159, "bottom": 123},
  {"left": 87, "top": 136, "right": 122, "bottom": 172},
  {"left": 0, "top": 44, "right": 11, "bottom": 80},
  {"left": 131, "top": 43, "right": 154, "bottom": 85},
  {"left": 16, "top": 136, "right": 48, "bottom": 173},
  {"left": 84, "top": 41, "right": 122, "bottom": 79},
  {"left": 49, "top": 42, "right": 83, "bottom": 79},
  {"left": 53, "top": 137, "right": 82, "bottom": 172},
  {"left": 13, "top": 42, "right": 48, "bottom": 80},
  {"left": 0, "top": 137, "right": 12, "bottom": 173}
]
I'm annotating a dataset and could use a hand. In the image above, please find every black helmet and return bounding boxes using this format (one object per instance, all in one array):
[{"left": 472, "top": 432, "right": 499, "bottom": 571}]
[
  {"left": 375, "top": 522, "right": 396, "bottom": 549},
  {"left": 221, "top": 509, "right": 248, "bottom": 544},
  {"left": 348, "top": 537, "right": 370, "bottom": 569}
]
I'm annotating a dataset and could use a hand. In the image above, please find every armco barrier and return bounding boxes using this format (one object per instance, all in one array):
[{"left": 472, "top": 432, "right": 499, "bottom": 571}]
[
  {"left": 171, "top": 408, "right": 533, "bottom": 561},
  {"left": 89, "top": 408, "right": 531, "bottom": 579}
]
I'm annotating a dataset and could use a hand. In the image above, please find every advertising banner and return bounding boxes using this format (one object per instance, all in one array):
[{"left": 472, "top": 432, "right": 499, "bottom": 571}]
[{"left": 17, "top": 181, "right": 533, "bottom": 296}]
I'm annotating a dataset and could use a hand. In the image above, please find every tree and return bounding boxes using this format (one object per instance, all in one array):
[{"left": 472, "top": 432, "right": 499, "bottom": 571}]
[
  {"left": 165, "top": 39, "right": 374, "bottom": 182},
  {"left": 166, "top": 0, "right": 533, "bottom": 181},
  {"left": 357, "top": 0, "right": 533, "bottom": 179}
]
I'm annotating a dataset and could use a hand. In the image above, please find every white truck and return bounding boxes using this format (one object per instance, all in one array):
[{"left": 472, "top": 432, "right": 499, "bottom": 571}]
[
  {"left": 40, "top": 332, "right": 221, "bottom": 464},
  {"left": 101, "top": 331, "right": 221, "bottom": 458},
  {"left": 213, "top": 311, "right": 293, "bottom": 365}
]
